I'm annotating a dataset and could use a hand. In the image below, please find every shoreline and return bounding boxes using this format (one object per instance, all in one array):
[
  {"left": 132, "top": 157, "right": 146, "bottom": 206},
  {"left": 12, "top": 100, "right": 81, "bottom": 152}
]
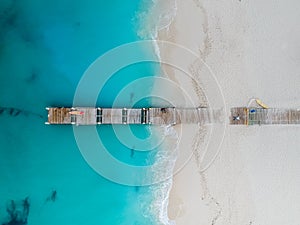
[{"left": 155, "top": 0, "right": 300, "bottom": 224}]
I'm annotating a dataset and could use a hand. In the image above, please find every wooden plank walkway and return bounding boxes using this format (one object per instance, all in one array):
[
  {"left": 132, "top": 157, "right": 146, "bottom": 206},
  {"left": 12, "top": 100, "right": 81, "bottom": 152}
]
[
  {"left": 46, "top": 107, "right": 219, "bottom": 126},
  {"left": 46, "top": 107, "right": 72, "bottom": 124},
  {"left": 47, "top": 107, "right": 300, "bottom": 126},
  {"left": 230, "top": 107, "right": 300, "bottom": 125}
]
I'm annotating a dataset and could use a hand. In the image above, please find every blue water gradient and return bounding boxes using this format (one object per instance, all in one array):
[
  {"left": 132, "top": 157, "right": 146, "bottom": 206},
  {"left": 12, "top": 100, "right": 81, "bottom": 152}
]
[{"left": 0, "top": 1, "right": 164, "bottom": 224}]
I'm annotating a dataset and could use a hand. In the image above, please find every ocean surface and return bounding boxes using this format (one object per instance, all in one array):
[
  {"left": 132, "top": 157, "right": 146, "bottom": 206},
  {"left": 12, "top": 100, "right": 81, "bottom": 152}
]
[{"left": 0, "top": 1, "right": 176, "bottom": 225}]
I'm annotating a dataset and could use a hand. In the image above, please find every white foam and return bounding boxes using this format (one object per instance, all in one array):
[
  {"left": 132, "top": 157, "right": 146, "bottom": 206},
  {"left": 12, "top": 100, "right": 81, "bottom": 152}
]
[
  {"left": 147, "top": 125, "right": 179, "bottom": 225},
  {"left": 135, "top": 1, "right": 179, "bottom": 224},
  {"left": 136, "top": 0, "right": 178, "bottom": 59}
]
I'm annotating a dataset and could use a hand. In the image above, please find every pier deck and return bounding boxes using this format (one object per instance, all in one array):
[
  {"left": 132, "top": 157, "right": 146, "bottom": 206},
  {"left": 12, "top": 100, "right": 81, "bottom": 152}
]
[
  {"left": 47, "top": 107, "right": 72, "bottom": 124},
  {"left": 46, "top": 106, "right": 300, "bottom": 126},
  {"left": 230, "top": 107, "right": 300, "bottom": 125},
  {"left": 46, "top": 107, "right": 220, "bottom": 126}
]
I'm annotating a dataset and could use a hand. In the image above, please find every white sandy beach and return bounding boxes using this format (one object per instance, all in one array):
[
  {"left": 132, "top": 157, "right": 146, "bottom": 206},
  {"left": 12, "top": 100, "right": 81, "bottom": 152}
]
[{"left": 156, "top": 0, "right": 300, "bottom": 224}]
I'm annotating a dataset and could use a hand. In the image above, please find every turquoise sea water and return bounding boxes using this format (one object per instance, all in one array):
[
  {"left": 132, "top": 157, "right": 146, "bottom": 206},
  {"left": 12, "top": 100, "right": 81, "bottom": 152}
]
[{"left": 0, "top": 1, "right": 170, "bottom": 225}]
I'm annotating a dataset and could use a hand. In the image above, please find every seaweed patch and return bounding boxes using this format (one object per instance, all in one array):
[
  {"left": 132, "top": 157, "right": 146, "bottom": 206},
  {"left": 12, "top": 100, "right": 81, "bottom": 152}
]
[
  {"left": 9, "top": 108, "right": 14, "bottom": 116},
  {"left": 0, "top": 0, "right": 18, "bottom": 38},
  {"left": 0, "top": 107, "right": 44, "bottom": 119},
  {"left": 0, "top": 1, "right": 17, "bottom": 26},
  {"left": 2, "top": 197, "right": 30, "bottom": 225},
  {"left": 0, "top": 0, "right": 37, "bottom": 44}
]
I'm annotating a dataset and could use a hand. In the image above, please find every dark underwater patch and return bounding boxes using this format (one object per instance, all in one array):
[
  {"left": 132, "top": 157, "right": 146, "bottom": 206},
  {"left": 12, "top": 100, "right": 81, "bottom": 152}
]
[
  {"left": 0, "top": 0, "right": 18, "bottom": 39},
  {"left": 2, "top": 197, "right": 30, "bottom": 225},
  {"left": 25, "top": 70, "right": 38, "bottom": 83},
  {"left": 0, "top": 0, "right": 38, "bottom": 44},
  {"left": 0, "top": 107, "right": 44, "bottom": 119},
  {"left": 45, "top": 190, "right": 57, "bottom": 203},
  {"left": 130, "top": 146, "right": 136, "bottom": 158}
]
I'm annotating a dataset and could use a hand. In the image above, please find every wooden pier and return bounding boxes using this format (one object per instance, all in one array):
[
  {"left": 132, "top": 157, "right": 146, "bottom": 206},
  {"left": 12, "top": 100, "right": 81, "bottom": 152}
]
[
  {"left": 46, "top": 106, "right": 300, "bottom": 126},
  {"left": 230, "top": 107, "right": 300, "bottom": 125},
  {"left": 46, "top": 107, "right": 221, "bottom": 126}
]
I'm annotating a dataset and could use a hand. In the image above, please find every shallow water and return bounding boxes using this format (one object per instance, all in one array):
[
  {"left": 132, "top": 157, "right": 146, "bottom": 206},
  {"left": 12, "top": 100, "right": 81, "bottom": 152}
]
[{"left": 0, "top": 1, "right": 170, "bottom": 224}]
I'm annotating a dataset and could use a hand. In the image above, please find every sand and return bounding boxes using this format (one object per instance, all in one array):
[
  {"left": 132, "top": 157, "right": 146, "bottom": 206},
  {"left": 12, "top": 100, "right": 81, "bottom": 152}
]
[{"left": 156, "top": 0, "right": 300, "bottom": 224}]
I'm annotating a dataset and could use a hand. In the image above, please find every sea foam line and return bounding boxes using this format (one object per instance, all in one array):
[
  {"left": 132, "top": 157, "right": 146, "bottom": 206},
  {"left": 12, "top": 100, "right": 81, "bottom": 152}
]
[
  {"left": 149, "top": 125, "right": 179, "bottom": 225},
  {"left": 149, "top": 1, "right": 179, "bottom": 224},
  {"left": 147, "top": 1, "right": 179, "bottom": 224},
  {"left": 136, "top": 1, "right": 179, "bottom": 224}
]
